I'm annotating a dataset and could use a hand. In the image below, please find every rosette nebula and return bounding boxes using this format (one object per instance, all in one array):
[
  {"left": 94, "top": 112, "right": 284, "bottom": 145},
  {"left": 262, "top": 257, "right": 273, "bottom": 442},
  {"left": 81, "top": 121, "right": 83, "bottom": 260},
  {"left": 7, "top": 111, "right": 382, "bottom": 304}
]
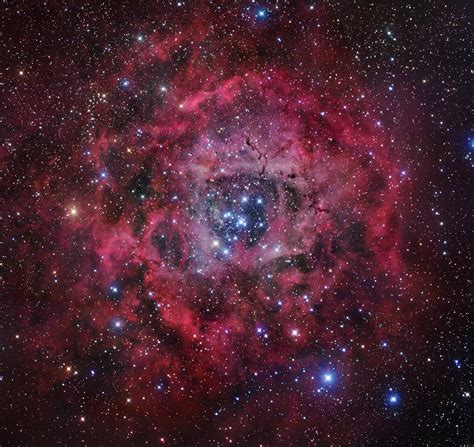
[{"left": 1, "top": 1, "right": 471, "bottom": 446}]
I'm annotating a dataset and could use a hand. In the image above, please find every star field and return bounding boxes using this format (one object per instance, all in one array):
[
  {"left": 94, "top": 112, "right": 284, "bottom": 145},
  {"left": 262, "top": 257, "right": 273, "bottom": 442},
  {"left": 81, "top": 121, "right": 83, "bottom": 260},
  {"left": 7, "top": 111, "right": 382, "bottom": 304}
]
[{"left": 1, "top": 1, "right": 472, "bottom": 446}]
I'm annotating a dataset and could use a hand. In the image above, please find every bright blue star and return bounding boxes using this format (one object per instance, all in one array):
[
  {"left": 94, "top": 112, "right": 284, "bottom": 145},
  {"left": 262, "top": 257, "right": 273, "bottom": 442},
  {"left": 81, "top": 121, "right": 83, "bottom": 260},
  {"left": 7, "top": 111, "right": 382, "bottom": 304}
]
[
  {"left": 322, "top": 373, "right": 333, "bottom": 383},
  {"left": 256, "top": 8, "right": 267, "bottom": 19},
  {"left": 313, "top": 370, "right": 337, "bottom": 393},
  {"left": 468, "top": 137, "right": 474, "bottom": 151},
  {"left": 108, "top": 284, "right": 121, "bottom": 302},
  {"left": 112, "top": 318, "right": 123, "bottom": 329},
  {"left": 386, "top": 390, "right": 401, "bottom": 407},
  {"left": 119, "top": 79, "right": 131, "bottom": 90}
]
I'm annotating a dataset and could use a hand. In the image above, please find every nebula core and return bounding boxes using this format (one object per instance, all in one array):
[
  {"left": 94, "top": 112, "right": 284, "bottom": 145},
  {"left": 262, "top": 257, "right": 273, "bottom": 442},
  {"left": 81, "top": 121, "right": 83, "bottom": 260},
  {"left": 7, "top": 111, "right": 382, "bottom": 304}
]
[{"left": 1, "top": 1, "right": 472, "bottom": 446}]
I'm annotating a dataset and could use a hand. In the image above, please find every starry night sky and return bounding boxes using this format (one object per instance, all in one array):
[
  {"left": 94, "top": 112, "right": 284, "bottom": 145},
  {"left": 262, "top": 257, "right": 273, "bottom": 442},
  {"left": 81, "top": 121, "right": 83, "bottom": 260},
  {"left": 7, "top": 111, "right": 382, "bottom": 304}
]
[{"left": 1, "top": 1, "right": 472, "bottom": 446}]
